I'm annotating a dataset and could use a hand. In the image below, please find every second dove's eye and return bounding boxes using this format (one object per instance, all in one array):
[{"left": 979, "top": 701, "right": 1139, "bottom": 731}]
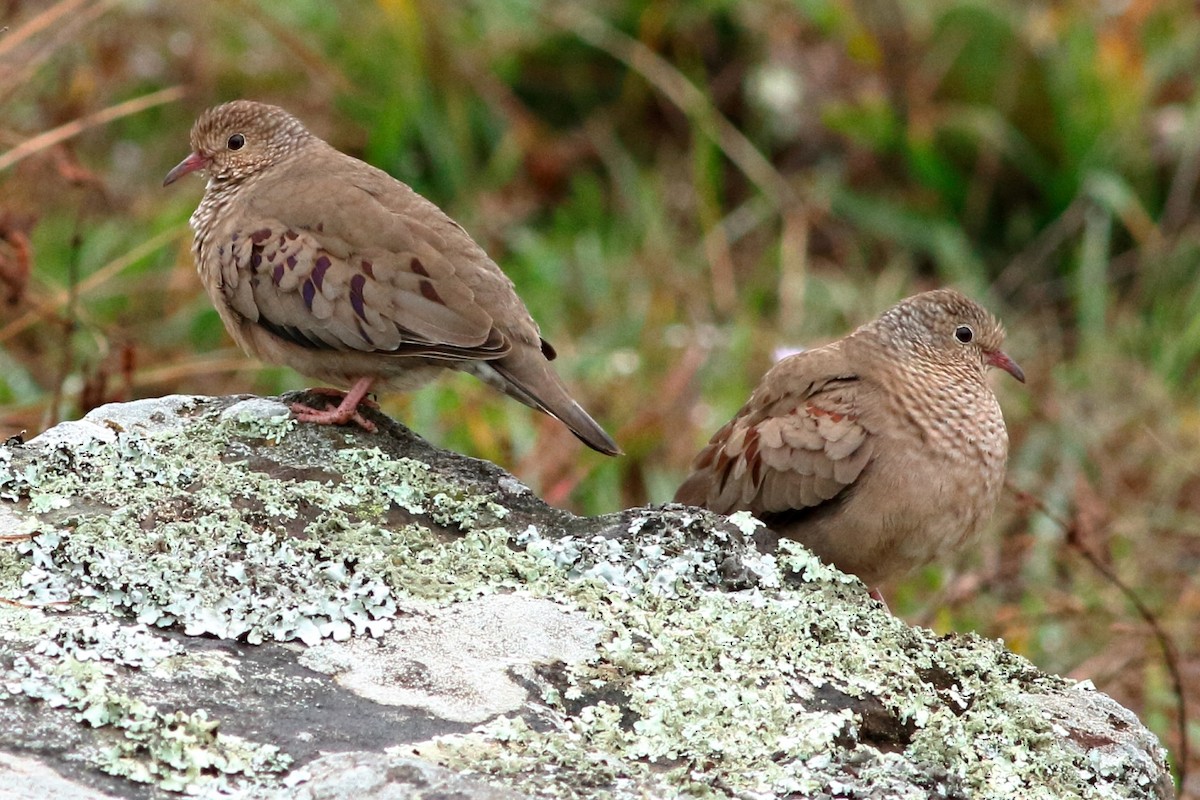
[
  {"left": 954, "top": 325, "right": 973, "bottom": 343},
  {"left": 228, "top": 134, "right": 245, "bottom": 150}
]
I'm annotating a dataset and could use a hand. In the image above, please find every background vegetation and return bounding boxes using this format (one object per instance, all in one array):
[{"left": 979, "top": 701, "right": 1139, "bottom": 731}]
[{"left": 1, "top": 0, "right": 1197, "bottom": 793}]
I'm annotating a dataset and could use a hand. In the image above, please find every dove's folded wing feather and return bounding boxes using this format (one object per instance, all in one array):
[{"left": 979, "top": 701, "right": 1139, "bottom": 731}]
[
  {"left": 217, "top": 156, "right": 514, "bottom": 361},
  {"left": 676, "top": 347, "right": 875, "bottom": 517}
]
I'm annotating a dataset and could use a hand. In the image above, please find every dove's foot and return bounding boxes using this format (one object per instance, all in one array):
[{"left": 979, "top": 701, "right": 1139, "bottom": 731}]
[{"left": 291, "top": 378, "right": 377, "bottom": 432}]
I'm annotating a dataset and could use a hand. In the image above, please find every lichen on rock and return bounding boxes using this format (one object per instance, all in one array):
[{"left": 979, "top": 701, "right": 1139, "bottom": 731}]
[
  {"left": 0, "top": 395, "right": 1175, "bottom": 799},
  {"left": 3, "top": 396, "right": 520, "bottom": 646},
  {"left": 0, "top": 604, "right": 290, "bottom": 794}
]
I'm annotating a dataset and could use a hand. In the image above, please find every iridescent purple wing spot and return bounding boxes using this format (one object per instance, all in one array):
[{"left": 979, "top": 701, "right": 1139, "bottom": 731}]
[
  {"left": 312, "top": 256, "right": 331, "bottom": 291},
  {"left": 349, "top": 274, "right": 367, "bottom": 321},
  {"left": 419, "top": 280, "right": 443, "bottom": 304},
  {"left": 356, "top": 318, "right": 375, "bottom": 347}
]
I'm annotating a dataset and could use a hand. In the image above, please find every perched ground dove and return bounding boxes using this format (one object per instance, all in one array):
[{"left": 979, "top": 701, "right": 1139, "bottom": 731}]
[
  {"left": 164, "top": 100, "right": 620, "bottom": 455},
  {"left": 675, "top": 289, "right": 1024, "bottom": 595}
]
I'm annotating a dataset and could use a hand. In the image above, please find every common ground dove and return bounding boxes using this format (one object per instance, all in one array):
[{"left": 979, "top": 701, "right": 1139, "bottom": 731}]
[
  {"left": 675, "top": 289, "right": 1024, "bottom": 592},
  {"left": 164, "top": 100, "right": 619, "bottom": 455}
]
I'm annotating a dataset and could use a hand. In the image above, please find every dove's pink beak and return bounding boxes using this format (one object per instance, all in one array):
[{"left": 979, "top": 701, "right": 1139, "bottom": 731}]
[
  {"left": 163, "top": 152, "right": 209, "bottom": 187},
  {"left": 986, "top": 350, "right": 1025, "bottom": 383}
]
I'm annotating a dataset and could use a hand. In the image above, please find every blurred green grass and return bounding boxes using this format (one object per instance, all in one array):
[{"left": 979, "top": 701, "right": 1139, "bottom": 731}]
[{"left": 2, "top": 0, "right": 1198, "bottom": 792}]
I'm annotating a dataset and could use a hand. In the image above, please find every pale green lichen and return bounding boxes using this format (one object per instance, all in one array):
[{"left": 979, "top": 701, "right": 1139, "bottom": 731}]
[
  {"left": 516, "top": 509, "right": 784, "bottom": 599},
  {"left": 230, "top": 406, "right": 297, "bottom": 444},
  {"left": 331, "top": 447, "right": 509, "bottom": 529},
  {"left": 0, "top": 399, "right": 1170, "bottom": 799},
  {"left": 6, "top": 656, "right": 289, "bottom": 792},
  {"left": 34, "top": 616, "right": 184, "bottom": 668},
  {"left": 0, "top": 535, "right": 30, "bottom": 590},
  {"left": 3, "top": 410, "right": 514, "bottom": 646},
  {"left": 416, "top": 533, "right": 1157, "bottom": 800},
  {"left": 0, "top": 605, "right": 289, "bottom": 793}
]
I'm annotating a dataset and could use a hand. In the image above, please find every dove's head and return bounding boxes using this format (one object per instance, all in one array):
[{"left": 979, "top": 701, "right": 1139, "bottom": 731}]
[
  {"left": 870, "top": 288, "right": 1025, "bottom": 384},
  {"left": 164, "top": 100, "right": 311, "bottom": 187}
]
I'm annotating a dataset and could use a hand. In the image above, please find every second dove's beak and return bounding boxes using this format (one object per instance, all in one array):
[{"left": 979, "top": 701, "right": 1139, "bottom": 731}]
[
  {"left": 163, "top": 152, "right": 209, "bottom": 187},
  {"left": 986, "top": 350, "right": 1026, "bottom": 383}
]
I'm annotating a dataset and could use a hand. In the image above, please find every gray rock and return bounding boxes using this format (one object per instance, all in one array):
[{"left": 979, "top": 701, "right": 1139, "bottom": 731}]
[
  {"left": 0, "top": 751, "right": 122, "bottom": 800},
  {"left": 299, "top": 594, "right": 603, "bottom": 723},
  {"left": 0, "top": 394, "right": 1174, "bottom": 799},
  {"left": 270, "top": 752, "right": 531, "bottom": 800}
]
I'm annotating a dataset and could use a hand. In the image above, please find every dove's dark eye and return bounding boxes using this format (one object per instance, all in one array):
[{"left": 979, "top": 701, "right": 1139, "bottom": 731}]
[
  {"left": 227, "top": 134, "right": 245, "bottom": 151},
  {"left": 954, "top": 325, "right": 973, "bottom": 344}
]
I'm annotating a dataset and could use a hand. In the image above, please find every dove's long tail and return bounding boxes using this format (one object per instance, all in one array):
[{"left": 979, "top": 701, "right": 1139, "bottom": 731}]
[{"left": 478, "top": 351, "right": 621, "bottom": 456}]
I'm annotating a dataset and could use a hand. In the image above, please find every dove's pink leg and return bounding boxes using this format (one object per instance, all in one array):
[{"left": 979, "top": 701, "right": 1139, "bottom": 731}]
[
  {"left": 304, "top": 386, "right": 380, "bottom": 410},
  {"left": 290, "top": 377, "right": 378, "bottom": 432}
]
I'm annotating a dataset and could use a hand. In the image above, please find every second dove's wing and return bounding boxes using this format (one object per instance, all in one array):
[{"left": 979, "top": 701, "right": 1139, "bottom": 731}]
[{"left": 675, "top": 352, "right": 875, "bottom": 516}]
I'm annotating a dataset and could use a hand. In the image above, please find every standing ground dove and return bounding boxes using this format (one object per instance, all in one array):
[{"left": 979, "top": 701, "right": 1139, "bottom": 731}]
[
  {"left": 675, "top": 289, "right": 1024, "bottom": 594},
  {"left": 164, "top": 100, "right": 620, "bottom": 455}
]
